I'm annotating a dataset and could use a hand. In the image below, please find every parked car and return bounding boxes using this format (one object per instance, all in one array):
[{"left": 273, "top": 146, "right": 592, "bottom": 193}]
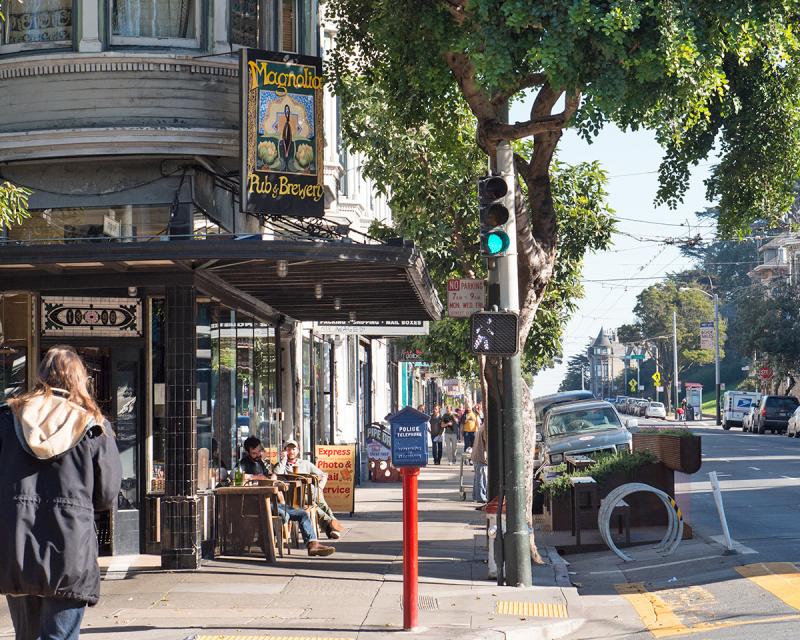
[
  {"left": 645, "top": 401, "right": 667, "bottom": 419},
  {"left": 536, "top": 400, "right": 636, "bottom": 469},
  {"left": 753, "top": 395, "right": 800, "bottom": 434},
  {"left": 722, "top": 391, "right": 761, "bottom": 431},
  {"left": 624, "top": 398, "right": 639, "bottom": 414},
  {"left": 742, "top": 406, "right": 758, "bottom": 432},
  {"left": 787, "top": 406, "right": 800, "bottom": 437},
  {"left": 634, "top": 399, "right": 649, "bottom": 417},
  {"left": 532, "top": 390, "right": 595, "bottom": 468}
]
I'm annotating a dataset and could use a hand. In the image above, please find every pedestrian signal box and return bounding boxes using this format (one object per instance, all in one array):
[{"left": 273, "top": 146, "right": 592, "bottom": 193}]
[{"left": 470, "top": 311, "right": 519, "bottom": 357}]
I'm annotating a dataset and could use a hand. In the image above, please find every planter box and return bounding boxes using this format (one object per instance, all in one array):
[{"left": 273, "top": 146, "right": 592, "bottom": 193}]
[
  {"left": 543, "top": 491, "right": 574, "bottom": 532},
  {"left": 632, "top": 433, "right": 702, "bottom": 474},
  {"left": 599, "top": 462, "right": 675, "bottom": 527}
]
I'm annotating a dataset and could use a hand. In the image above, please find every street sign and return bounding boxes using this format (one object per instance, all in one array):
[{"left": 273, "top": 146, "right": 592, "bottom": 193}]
[
  {"left": 700, "top": 322, "right": 715, "bottom": 350},
  {"left": 657, "top": 386, "right": 665, "bottom": 392},
  {"left": 627, "top": 353, "right": 646, "bottom": 360},
  {"left": 314, "top": 320, "right": 429, "bottom": 336},
  {"left": 758, "top": 366, "right": 774, "bottom": 381},
  {"left": 652, "top": 371, "right": 662, "bottom": 386},
  {"left": 447, "top": 278, "right": 485, "bottom": 318},
  {"left": 628, "top": 379, "right": 637, "bottom": 392},
  {"left": 470, "top": 311, "right": 519, "bottom": 357}
]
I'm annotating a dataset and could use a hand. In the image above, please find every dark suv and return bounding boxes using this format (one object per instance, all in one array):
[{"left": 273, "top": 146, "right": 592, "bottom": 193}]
[{"left": 753, "top": 395, "right": 800, "bottom": 434}]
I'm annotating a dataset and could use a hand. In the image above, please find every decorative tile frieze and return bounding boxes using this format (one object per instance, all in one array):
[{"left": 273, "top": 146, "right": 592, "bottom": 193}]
[{"left": 41, "top": 296, "right": 142, "bottom": 337}]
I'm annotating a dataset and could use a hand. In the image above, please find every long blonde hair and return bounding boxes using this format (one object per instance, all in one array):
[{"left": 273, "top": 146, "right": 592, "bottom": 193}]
[{"left": 9, "top": 345, "right": 105, "bottom": 424}]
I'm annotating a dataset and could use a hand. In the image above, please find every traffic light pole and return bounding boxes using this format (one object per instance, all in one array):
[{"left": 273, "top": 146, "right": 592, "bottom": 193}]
[{"left": 495, "top": 139, "right": 531, "bottom": 588}]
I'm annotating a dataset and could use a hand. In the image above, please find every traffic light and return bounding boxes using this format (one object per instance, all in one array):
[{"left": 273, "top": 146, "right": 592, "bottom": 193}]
[
  {"left": 470, "top": 311, "right": 520, "bottom": 357},
  {"left": 478, "top": 174, "right": 515, "bottom": 257}
]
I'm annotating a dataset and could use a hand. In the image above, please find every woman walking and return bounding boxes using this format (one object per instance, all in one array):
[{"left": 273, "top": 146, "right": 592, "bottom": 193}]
[{"left": 0, "top": 346, "right": 122, "bottom": 640}]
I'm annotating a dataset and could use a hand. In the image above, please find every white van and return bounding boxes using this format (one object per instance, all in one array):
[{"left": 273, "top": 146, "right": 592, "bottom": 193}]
[{"left": 722, "top": 391, "right": 761, "bottom": 430}]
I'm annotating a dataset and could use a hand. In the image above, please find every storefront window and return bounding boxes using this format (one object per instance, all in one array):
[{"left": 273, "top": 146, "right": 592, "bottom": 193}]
[
  {"left": 1, "top": 0, "right": 72, "bottom": 51},
  {"left": 5, "top": 206, "right": 171, "bottom": 244},
  {"left": 111, "top": 0, "right": 199, "bottom": 47},
  {"left": 0, "top": 294, "right": 31, "bottom": 402},
  {"left": 196, "top": 301, "right": 213, "bottom": 487},
  {"left": 149, "top": 298, "right": 166, "bottom": 494},
  {"left": 302, "top": 335, "right": 311, "bottom": 449},
  {"left": 213, "top": 307, "right": 237, "bottom": 479},
  {"left": 253, "top": 323, "right": 279, "bottom": 460},
  {"left": 314, "top": 338, "right": 331, "bottom": 444},
  {"left": 236, "top": 318, "right": 255, "bottom": 445}
]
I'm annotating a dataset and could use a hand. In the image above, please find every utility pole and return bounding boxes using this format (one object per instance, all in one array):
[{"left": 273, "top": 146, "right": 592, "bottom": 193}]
[
  {"left": 714, "top": 292, "right": 721, "bottom": 425},
  {"left": 494, "top": 137, "right": 531, "bottom": 587},
  {"left": 673, "top": 310, "right": 679, "bottom": 418}
]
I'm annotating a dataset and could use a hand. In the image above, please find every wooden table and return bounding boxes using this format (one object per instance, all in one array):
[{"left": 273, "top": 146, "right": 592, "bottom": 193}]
[{"left": 214, "top": 485, "right": 279, "bottom": 563}]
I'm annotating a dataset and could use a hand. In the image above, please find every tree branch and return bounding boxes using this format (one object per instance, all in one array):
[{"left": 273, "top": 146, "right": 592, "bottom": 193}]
[
  {"left": 443, "top": 52, "right": 497, "bottom": 123},
  {"left": 491, "top": 73, "right": 547, "bottom": 106},
  {"left": 483, "top": 114, "right": 567, "bottom": 142},
  {"left": 441, "top": 0, "right": 467, "bottom": 25}
]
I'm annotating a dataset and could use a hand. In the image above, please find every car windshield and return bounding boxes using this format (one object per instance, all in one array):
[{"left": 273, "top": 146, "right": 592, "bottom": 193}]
[
  {"left": 547, "top": 406, "right": 623, "bottom": 437},
  {"left": 767, "top": 397, "right": 800, "bottom": 410},
  {"left": 650, "top": 403, "right": 664, "bottom": 408}
]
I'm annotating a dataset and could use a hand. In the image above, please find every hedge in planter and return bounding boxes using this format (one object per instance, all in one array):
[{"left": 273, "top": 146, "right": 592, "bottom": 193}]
[{"left": 632, "top": 429, "right": 702, "bottom": 474}]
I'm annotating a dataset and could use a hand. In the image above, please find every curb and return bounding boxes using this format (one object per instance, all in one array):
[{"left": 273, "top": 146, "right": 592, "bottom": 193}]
[{"left": 463, "top": 618, "right": 585, "bottom": 640}]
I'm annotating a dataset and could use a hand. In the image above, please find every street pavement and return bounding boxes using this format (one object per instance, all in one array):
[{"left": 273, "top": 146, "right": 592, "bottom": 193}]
[
  {"left": 556, "top": 417, "right": 800, "bottom": 639},
  {"left": 0, "top": 459, "right": 582, "bottom": 640}
]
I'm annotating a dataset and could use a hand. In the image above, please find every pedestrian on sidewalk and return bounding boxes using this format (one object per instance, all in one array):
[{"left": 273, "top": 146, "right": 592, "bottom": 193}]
[
  {"left": 275, "top": 439, "right": 344, "bottom": 539},
  {"left": 471, "top": 417, "right": 488, "bottom": 502},
  {"left": 0, "top": 346, "right": 122, "bottom": 640},
  {"left": 429, "top": 404, "right": 443, "bottom": 465},
  {"left": 441, "top": 405, "right": 458, "bottom": 464},
  {"left": 462, "top": 404, "right": 478, "bottom": 455}
]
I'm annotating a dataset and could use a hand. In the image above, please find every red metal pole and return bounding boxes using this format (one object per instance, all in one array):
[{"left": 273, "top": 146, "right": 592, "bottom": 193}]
[{"left": 402, "top": 466, "right": 420, "bottom": 630}]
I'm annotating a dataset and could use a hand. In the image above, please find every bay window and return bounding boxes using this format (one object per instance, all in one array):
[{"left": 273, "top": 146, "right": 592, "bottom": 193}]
[{"left": 229, "top": 0, "right": 316, "bottom": 55}]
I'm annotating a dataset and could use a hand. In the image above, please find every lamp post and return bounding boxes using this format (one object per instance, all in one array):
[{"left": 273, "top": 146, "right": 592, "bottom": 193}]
[{"left": 680, "top": 286, "right": 722, "bottom": 425}]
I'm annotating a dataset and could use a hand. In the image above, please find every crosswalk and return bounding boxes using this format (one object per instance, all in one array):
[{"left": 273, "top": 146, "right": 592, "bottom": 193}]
[{"left": 617, "top": 563, "right": 800, "bottom": 637}]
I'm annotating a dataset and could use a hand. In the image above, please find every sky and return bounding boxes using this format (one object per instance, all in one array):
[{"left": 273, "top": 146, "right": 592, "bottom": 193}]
[{"left": 509, "top": 102, "right": 717, "bottom": 395}]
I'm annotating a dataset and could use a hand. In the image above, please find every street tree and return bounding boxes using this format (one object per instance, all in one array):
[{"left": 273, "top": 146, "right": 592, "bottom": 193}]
[
  {"left": 731, "top": 283, "right": 800, "bottom": 391},
  {"left": 558, "top": 347, "right": 590, "bottom": 392},
  {"left": 353, "top": 82, "right": 614, "bottom": 381},
  {"left": 328, "top": 0, "right": 800, "bottom": 559}
]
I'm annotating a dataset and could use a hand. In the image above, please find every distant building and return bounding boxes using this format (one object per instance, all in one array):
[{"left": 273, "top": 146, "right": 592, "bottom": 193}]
[{"left": 588, "top": 328, "right": 626, "bottom": 398}]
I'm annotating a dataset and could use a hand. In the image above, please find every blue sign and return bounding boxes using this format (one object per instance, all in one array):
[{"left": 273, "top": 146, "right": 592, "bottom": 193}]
[{"left": 388, "top": 406, "right": 429, "bottom": 468}]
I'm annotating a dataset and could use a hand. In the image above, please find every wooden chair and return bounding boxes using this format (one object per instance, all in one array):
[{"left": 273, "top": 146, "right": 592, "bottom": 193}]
[
  {"left": 277, "top": 474, "right": 320, "bottom": 546},
  {"left": 246, "top": 479, "right": 291, "bottom": 557}
]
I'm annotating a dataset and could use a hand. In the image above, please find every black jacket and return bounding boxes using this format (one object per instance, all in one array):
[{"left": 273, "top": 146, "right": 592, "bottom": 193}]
[
  {"left": 239, "top": 455, "right": 270, "bottom": 476},
  {"left": 0, "top": 396, "right": 122, "bottom": 605}
]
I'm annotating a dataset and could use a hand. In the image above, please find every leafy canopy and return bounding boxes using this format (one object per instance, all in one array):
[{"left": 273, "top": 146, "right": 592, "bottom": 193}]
[{"left": 329, "top": 0, "right": 800, "bottom": 232}]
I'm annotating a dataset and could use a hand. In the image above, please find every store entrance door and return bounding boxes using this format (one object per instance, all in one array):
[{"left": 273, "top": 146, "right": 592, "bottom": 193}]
[{"left": 42, "top": 344, "right": 144, "bottom": 556}]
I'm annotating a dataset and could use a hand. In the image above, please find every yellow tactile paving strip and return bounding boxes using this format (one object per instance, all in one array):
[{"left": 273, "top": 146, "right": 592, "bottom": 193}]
[
  {"left": 617, "top": 563, "right": 800, "bottom": 637},
  {"left": 495, "top": 601, "right": 568, "bottom": 618}
]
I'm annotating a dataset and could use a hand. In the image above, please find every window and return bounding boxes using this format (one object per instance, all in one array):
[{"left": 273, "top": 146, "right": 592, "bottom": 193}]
[
  {"left": 5, "top": 206, "right": 171, "bottom": 244},
  {"left": 111, "top": 0, "right": 199, "bottom": 47},
  {"left": 0, "top": 294, "right": 31, "bottom": 402},
  {"left": 1, "top": 0, "right": 72, "bottom": 52},
  {"left": 229, "top": 0, "right": 316, "bottom": 54}
]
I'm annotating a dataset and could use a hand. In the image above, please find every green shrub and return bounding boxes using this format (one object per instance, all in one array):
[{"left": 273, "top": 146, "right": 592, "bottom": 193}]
[{"left": 539, "top": 450, "right": 658, "bottom": 497}]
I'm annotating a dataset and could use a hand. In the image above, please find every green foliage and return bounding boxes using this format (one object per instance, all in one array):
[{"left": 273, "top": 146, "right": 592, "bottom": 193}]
[
  {"left": 559, "top": 344, "right": 590, "bottom": 392},
  {"left": 0, "top": 181, "right": 31, "bottom": 227},
  {"left": 731, "top": 282, "right": 800, "bottom": 377},
  {"left": 351, "top": 83, "right": 614, "bottom": 378},
  {"left": 540, "top": 450, "right": 657, "bottom": 496},
  {"left": 635, "top": 428, "right": 695, "bottom": 438},
  {"left": 329, "top": 0, "right": 800, "bottom": 230}
]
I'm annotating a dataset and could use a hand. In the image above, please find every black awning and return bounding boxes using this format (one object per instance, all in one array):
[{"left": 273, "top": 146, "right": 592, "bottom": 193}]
[{"left": 0, "top": 238, "right": 442, "bottom": 322}]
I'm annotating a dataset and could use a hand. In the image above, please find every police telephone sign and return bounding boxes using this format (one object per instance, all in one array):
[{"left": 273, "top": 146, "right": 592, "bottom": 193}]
[{"left": 388, "top": 406, "right": 429, "bottom": 468}]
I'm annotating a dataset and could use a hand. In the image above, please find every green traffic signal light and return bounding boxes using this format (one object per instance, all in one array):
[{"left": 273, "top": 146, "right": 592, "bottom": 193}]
[{"left": 485, "top": 230, "right": 510, "bottom": 255}]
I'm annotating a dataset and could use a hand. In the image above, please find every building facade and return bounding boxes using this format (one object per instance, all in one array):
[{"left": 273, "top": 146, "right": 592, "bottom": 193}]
[{"left": 0, "top": 0, "right": 440, "bottom": 568}]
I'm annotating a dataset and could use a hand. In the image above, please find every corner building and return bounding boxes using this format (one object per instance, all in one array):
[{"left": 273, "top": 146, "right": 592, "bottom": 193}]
[{"left": 0, "top": 0, "right": 440, "bottom": 569}]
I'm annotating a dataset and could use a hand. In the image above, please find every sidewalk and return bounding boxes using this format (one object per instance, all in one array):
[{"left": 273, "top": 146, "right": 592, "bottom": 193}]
[{"left": 0, "top": 463, "right": 584, "bottom": 640}]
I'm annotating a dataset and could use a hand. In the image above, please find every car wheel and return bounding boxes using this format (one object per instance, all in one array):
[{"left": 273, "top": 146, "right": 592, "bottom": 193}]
[
  {"left": 723, "top": 420, "right": 731, "bottom": 431},
  {"left": 757, "top": 422, "right": 765, "bottom": 434}
]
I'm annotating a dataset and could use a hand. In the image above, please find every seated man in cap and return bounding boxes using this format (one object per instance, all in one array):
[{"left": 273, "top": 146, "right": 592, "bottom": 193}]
[
  {"left": 238, "top": 437, "right": 335, "bottom": 557},
  {"left": 274, "top": 438, "right": 344, "bottom": 539}
]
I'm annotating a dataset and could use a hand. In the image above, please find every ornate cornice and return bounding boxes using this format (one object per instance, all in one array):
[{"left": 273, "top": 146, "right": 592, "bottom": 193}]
[{"left": 0, "top": 52, "right": 239, "bottom": 81}]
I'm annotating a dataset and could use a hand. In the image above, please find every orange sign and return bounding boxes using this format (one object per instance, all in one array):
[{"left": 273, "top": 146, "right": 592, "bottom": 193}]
[{"left": 314, "top": 444, "right": 356, "bottom": 514}]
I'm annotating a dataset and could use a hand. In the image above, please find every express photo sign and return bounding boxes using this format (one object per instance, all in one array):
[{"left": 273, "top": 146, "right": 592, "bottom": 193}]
[{"left": 241, "top": 48, "right": 324, "bottom": 217}]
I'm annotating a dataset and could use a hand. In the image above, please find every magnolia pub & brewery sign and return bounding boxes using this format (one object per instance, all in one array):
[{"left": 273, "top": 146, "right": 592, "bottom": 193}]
[{"left": 241, "top": 48, "right": 324, "bottom": 217}]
